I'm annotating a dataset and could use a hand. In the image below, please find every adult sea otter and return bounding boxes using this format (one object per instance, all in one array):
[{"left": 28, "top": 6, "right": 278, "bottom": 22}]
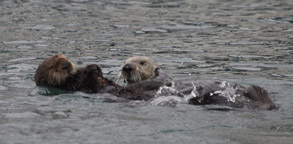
[{"left": 117, "top": 56, "right": 277, "bottom": 110}]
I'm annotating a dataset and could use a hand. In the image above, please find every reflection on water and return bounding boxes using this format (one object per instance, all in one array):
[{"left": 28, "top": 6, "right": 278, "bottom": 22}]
[{"left": 0, "top": 0, "right": 293, "bottom": 143}]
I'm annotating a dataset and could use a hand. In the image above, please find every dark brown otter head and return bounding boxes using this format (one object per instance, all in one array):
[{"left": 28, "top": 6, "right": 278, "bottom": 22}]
[
  {"left": 73, "top": 64, "right": 107, "bottom": 93},
  {"left": 34, "top": 54, "right": 76, "bottom": 87}
]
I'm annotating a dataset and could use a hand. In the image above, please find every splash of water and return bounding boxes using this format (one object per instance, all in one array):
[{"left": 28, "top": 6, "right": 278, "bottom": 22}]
[
  {"left": 155, "top": 81, "right": 179, "bottom": 97},
  {"left": 183, "top": 82, "right": 199, "bottom": 101},
  {"left": 152, "top": 81, "right": 199, "bottom": 106},
  {"left": 153, "top": 80, "right": 241, "bottom": 106},
  {"left": 152, "top": 81, "right": 183, "bottom": 106},
  {"left": 114, "top": 71, "right": 122, "bottom": 83},
  {"left": 150, "top": 96, "right": 184, "bottom": 107},
  {"left": 210, "top": 81, "right": 240, "bottom": 102}
]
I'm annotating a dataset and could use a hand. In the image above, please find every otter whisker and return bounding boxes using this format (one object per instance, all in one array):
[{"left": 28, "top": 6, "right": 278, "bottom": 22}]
[
  {"left": 48, "top": 72, "right": 56, "bottom": 85},
  {"left": 134, "top": 67, "right": 140, "bottom": 82},
  {"left": 131, "top": 72, "right": 140, "bottom": 83},
  {"left": 71, "top": 67, "right": 77, "bottom": 74},
  {"left": 137, "top": 74, "right": 141, "bottom": 82},
  {"left": 132, "top": 74, "right": 137, "bottom": 83},
  {"left": 47, "top": 71, "right": 68, "bottom": 86},
  {"left": 114, "top": 71, "right": 122, "bottom": 83}
]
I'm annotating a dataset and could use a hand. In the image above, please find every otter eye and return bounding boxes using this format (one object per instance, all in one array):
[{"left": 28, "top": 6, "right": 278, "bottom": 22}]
[{"left": 140, "top": 61, "right": 145, "bottom": 65}]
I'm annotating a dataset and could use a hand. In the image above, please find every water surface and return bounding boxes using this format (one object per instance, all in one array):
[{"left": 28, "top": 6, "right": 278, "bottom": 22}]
[{"left": 0, "top": 0, "right": 293, "bottom": 143}]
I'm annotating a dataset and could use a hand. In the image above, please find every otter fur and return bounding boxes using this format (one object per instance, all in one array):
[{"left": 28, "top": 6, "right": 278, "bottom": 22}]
[
  {"left": 117, "top": 56, "right": 277, "bottom": 110},
  {"left": 34, "top": 54, "right": 76, "bottom": 87}
]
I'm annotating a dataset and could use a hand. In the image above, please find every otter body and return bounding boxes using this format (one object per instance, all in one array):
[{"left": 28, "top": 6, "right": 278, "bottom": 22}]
[
  {"left": 118, "top": 56, "right": 277, "bottom": 110},
  {"left": 34, "top": 54, "right": 102, "bottom": 93},
  {"left": 173, "top": 79, "right": 277, "bottom": 110}
]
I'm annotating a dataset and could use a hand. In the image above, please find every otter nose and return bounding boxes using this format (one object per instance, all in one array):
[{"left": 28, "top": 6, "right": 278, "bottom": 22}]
[
  {"left": 122, "top": 64, "right": 134, "bottom": 73},
  {"left": 62, "top": 61, "right": 72, "bottom": 70}
]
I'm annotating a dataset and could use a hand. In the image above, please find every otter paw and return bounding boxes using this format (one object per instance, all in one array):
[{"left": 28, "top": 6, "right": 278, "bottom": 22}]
[{"left": 85, "top": 64, "right": 103, "bottom": 76}]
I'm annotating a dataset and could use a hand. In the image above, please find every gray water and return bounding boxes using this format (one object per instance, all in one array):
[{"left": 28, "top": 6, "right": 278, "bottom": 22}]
[{"left": 0, "top": 0, "right": 293, "bottom": 143}]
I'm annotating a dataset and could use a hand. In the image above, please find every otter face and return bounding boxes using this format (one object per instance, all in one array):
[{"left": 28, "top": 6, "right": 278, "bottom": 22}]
[
  {"left": 34, "top": 54, "right": 76, "bottom": 87},
  {"left": 120, "top": 56, "right": 160, "bottom": 84}
]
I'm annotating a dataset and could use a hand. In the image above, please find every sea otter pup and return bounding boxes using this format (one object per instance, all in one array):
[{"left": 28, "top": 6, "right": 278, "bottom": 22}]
[
  {"left": 34, "top": 54, "right": 153, "bottom": 100},
  {"left": 117, "top": 56, "right": 277, "bottom": 110},
  {"left": 34, "top": 54, "right": 102, "bottom": 93}
]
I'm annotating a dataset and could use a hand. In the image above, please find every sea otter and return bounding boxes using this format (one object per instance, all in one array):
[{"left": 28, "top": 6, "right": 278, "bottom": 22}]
[
  {"left": 117, "top": 56, "right": 277, "bottom": 110},
  {"left": 34, "top": 54, "right": 153, "bottom": 100},
  {"left": 34, "top": 54, "right": 102, "bottom": 93}
]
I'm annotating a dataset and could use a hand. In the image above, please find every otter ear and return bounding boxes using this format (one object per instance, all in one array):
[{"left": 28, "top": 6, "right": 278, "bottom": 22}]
[{"left": 154, "top": 67, "right": 160, "bottom": 76}]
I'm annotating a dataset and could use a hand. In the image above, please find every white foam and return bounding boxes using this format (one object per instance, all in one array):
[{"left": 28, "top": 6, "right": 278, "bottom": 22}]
[
  {"left": 183, "top": 82, "right": 198, "bottom": 102},
  {"left": 150, "top": 96, "right": 184, "bottom": 106},
  {"left": 210, "top": 81, "right": 240, "bottom": 102},
  {"left": 153, "top": 80, "right": 241, "bottom": 105},
  {"left": 152, "top": 81, "right": 199, "bottom": 106},
  {"left": 155, "top": 81, "right": 179, "bottom": 97}
]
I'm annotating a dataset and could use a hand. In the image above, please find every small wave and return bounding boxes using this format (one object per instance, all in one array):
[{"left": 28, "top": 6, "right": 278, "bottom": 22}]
[{"left": 150, "top": 96, "right": 185, "bottom": 107}]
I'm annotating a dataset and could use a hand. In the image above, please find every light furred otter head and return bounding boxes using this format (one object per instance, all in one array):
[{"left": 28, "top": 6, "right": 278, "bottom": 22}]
[
  {"left": 34, "top": 54, "right": 76, "bottom": 87},
  {"left": 118, "top": 56, "right": 160, "bottom": 84}
]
